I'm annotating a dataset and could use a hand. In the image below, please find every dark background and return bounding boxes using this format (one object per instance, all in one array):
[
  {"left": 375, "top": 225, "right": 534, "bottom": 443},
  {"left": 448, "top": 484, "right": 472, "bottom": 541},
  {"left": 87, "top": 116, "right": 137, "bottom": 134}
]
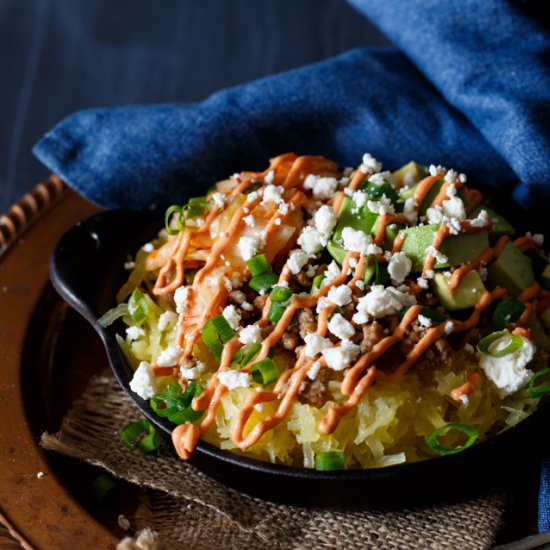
[{"left": 0, "top": 0, "right": 390, "bottom": 212}]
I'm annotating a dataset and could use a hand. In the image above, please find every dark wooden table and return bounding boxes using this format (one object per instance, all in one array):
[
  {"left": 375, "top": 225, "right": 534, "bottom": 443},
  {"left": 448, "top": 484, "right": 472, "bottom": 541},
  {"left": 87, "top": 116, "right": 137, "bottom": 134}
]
[{"left": 0, "top": 0, "right": 389, "bottom": 213}]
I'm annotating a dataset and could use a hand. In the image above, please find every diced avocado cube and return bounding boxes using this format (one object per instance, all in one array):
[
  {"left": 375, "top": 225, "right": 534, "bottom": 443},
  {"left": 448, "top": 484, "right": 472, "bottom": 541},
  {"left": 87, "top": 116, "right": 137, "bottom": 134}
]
[
  {"left": 398, "top": 225, "right": 489, "bottom": 272},
  {"left": 393, "top": 161, "right": 427, "bottom": 188},
  {"left": 486, "top": 241, "right": 535, "bottom": 295},
  {"left": 440, "top": 231, "right": 489, "bottom": 266},
  {"left": 470, "top": 206, "right": 514, "bottom": 238},
  {"left": 433, "top": 270, "right": 485, "bottom": 311},
  {"left": 334, "top": 196, "right": 378, "bottom": 242}
]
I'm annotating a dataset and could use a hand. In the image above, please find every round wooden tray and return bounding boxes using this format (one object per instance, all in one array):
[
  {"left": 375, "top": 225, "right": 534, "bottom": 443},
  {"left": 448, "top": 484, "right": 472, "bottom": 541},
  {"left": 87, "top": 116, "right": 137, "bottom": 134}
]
[
  {"left": 0, "top": 180, "right": 122, "bottom": 549},
  {"left": 0, "top": 179, "right": 540, "bottom": 548}
]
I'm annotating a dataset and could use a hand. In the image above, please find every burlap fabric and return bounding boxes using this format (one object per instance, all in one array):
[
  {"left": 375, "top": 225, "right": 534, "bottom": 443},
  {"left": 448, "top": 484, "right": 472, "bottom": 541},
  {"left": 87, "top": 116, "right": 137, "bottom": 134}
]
[{"left": 41, "top": 374, "right": 505, "bottom": 549}]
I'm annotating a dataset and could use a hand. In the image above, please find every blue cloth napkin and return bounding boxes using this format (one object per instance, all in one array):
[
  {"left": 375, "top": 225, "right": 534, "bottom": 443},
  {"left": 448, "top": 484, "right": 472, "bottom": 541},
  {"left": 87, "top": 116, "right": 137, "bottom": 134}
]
[{"left": 33, "top": 0, "right": 550, "bottom": 529}]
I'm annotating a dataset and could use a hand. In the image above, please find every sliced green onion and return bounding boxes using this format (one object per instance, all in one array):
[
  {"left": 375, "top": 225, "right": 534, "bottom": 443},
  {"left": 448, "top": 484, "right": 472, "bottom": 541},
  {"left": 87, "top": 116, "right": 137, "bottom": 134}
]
[
  {"left": 150, "top": 383, "right": 203, "bottom": 424},
  {"left": 491, "top": 297, "right": 526, "bottom": 330},
  {"left": 128, "top": 288, "right": 148, "bottom": 326},
  {"left": 120, "top": 419, "right": 161, "bottom": 454},
  {"left": 528, "top": 368, "right": 550, "bottom": 397},
  {"left": 164, "top": 204, "right": 183, "bottom": 235},
  {"left": 478, "top": 330, "right": 524, "bottom": 358},
  {"left": 315, "top": 451, "right": 345, "bottom": 471},
  {"left": 186, "top": 196, "right": 210, "bottom": 218},
  {"left": 98, "top": 303, "right": 129, "bottom": 328},
  {"left": 246, "top": 253, "right": 271, "bottom": 276},
  {"left": 426, "top": 423, "right": 479, "bottom": 456},
  {"left": 310, "top": 274, "right": 324, "bottom": 295},
  {"left": 91, "top": 474, "right": 116, "bottom": 504},
  {"left": 270, "top": 285, "right": 292, "bottom": 303},
  {"left": 249, "top": 271, "right": 278, "bottom": 293},
  {"left": 421, "top": 307, "right": 447, "bottom": 325},
  {"left": 363, "top": 255, "right": 376, "bottom": 285},
  {"left": 232, "top": 342, "right": 262, "bottom": 367},
  {"left": 201, "top": 315, "right": 235, "bottom": 361},
  {"left": 268, "top": 302, "right": 287, "bottom": 323},
  {"left": 251, "top": 358, "right": 279, "bottom": 385}
]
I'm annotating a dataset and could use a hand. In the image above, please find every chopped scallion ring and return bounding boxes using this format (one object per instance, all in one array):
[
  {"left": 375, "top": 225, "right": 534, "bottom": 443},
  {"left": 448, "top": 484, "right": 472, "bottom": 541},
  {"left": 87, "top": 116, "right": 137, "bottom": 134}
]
[
  {"left": 315, "top": 451, "right": 345, "bottom": 471},
  {"left": 478, "top": 330, "right": 523, "bottom": 358},
  {"left": 426, "top": 423, "right": 479, "bottom": 456},
  {"left": 249, "top": 271, "right": 278, "bottom": 293},
  {"left": 150, "top": 383, "right": 203, "bottom": 424},
  {"left": 246, "top": 253, "right": 271, "bottom": 276},
  {"left": 251, "top": 358, "right": 279, "bottom": 385},
  {"left": 120, "top": 419, "right": 161, "bottom": 454},
  {"left": 528, "top": 368, "right": 550, "bottom": 397},
  {"left": 98, "top": 303, "right": 129, "bottom": 327},
  {"left": 164, "top": 204, "right": 183, "bottom": 235},
  {"left": 201, "top": 315, "right": 236, "bottom": 360},
  {"left": 270, "top": 285, "right": 292, "bottom": 303},
  {"left": 310, "top": 274, "right": 324, "bottom": 295},
  {"left": 128, "top": 288, "right": 148, "bottom": 326}
]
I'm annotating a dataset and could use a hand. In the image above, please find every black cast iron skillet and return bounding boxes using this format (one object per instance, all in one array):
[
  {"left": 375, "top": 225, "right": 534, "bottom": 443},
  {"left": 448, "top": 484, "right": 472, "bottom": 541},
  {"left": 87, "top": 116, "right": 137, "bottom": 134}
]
[{"left": 49, "top": 208, "right": 549, "bottom": 508}]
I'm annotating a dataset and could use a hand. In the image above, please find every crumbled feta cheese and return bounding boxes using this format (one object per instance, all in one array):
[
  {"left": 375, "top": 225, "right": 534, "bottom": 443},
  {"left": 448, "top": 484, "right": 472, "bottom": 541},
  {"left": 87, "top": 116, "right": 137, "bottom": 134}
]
[
  {"left": 426, "top": 246, "right": 448, "bottom": 265},
  {"left": 224, "top": 277, "right": 233, "bottom": 292},
  {"left": 323, "top": 261, "right": 341, "bottom": 285},
  {"left": 470, "top": 210, "right": 491, "bottom": 227},
  {"left": 288, "top": 249, "right": 309, "bottom": 274},
  {"left": 129, "top": 361, "right": 158, "bottom": 399},
  {"left": 142, "top": 242, "right": 154, "bottom": 253},
  {"left": 341, "top": 227, "right": 382, "bottom": 256},
  {"left": 307, "top": 361, "right": 322, "bottom": 380},
  {"left": 157, "top": 344, "right": 183, "bottom": 367},
  {"left": 222, "top": 305, "right": 241, "bottom": 330},
  {"left": 239, "top": 324, "right": 262, "bottom": 345},
  {"left": 353, "top": 285, "right": 416, "bottom": 323},
  {"left": 327, "top": 285, "right": 352, "bottom": 306},
  {"left": 218, "top": 370, "right": 250, "bottom": 390},
  {"left": 355, "top": 280, "right": 365, "bottom": 290},
  {"left": 444, "top": 320, "right": 455, "bottom": 334},
  {"left": 274, "top": 217, "right": 282, "bottom": 226},
  {"left": 304, "top": 333, "right": 331, "bottom": 358},
  {"left": 304, "top": 175, "right": 339, "bottom": 199},
  {"left": 446, "top": 218, "right": 462, "bottom": 235},
  {"left": 306, "top": 264, "right": 317, "bottom": 277},
  {"left": 351, "top": 190, "right": 368, "bottom": 208},
  {"left": 322, "top": 340, "right": 361, "bottom": 371},
  {"left": 246, "top": 191, "right": 259, "bottom": 202},
  {"left": 417, "top": 314, "right": 432, "bottom": 328},
  {"left": 314, "top": 205, "right": 338, "bottom": 236},
  {"left": 444, "top": 169, "right": 458, "bottom": 183},
  {"left": 328, "top": 313, "right": 355, "bottom": 340},
  {"left": 230, "top": 290, "right": 246, "bottom": 304},
  {"left": 180, "top": 364, "right": 200, "bottom": 380},
  {"left": 459, "top": 173, "right": 467, "bottom": 183},
  {"left": 526, "top": 232, "right": 544, "bottom": 246},
  {"left": 211, "top": 192, "right": 225, "bottom": 208},
  {"left": 158, "top": 311, "right": 178, "bottom": 332},
  {"left": 429, "top": 164, "right": 445, "bottom": 176},
  {"left": 388, "top": 252, "right": 412, "bottom": 284},
  {"left": 417, "top": 277, "right": 429, "bottom": 289},
  {"left": 174, "top": 286, "right": 189, "bottom": 314},
  {"left": 36, "top": 471, "right": 45, "bottom": 479},
  {"left": 403, "top": 198, "right": 418, "bottom": 223},
  {"left": 238, "top": 236, "right": 260, "bottom": 261},
  {"left": 297, "top": 226, "right": 326, "bottom": 256},
  {"left": 262, "top": 184, "right": 284, "bottom": 205},
  {"left": 264, "top": 170, "right": 275, "bottom": 184},
  {"left": 126, "top": 326, "right": 145, "bottom": 341},
  {"left": 367, "top": 196, "right": 395, "bottom": 215},
  {"left": 243, "top": 214, "right": 255, "bottom": 227},
  {"left": 479, "top": 335, "right": 535, "bottom": 397},
  {"left": 361, "top": 153, "right": 382, "bottom": 174},
  {"left": 278, "top": 202, "right": 289, "bottom": 216},
  {"left": 442, "top": 196, "right": 466, "bottom": 220}
]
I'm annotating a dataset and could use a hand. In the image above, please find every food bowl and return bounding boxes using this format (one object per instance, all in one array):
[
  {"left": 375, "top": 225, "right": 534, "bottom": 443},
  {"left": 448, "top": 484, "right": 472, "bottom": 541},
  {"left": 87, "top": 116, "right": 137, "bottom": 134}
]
[{"left": 49, "top": 207, "right": 550, "bottom": 507}]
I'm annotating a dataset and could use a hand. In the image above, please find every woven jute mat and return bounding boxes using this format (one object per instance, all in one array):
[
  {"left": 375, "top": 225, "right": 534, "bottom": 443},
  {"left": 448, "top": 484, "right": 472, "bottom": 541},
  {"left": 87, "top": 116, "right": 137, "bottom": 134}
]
[{"left": 41, "top": 374, "right": 506, "bottom": 549}]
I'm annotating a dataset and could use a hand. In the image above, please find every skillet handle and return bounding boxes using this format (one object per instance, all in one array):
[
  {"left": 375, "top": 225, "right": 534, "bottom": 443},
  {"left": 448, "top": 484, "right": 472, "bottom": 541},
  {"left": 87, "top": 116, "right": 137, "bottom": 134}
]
[{"left": 49, "top": 208, "right": 156, "bottom": 327}]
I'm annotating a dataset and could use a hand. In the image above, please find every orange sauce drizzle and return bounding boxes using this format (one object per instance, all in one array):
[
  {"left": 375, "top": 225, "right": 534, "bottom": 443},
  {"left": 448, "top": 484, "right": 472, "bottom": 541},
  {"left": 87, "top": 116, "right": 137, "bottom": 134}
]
[{"left": 450, "top": 372, "right": 481, "bottom": 402}]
